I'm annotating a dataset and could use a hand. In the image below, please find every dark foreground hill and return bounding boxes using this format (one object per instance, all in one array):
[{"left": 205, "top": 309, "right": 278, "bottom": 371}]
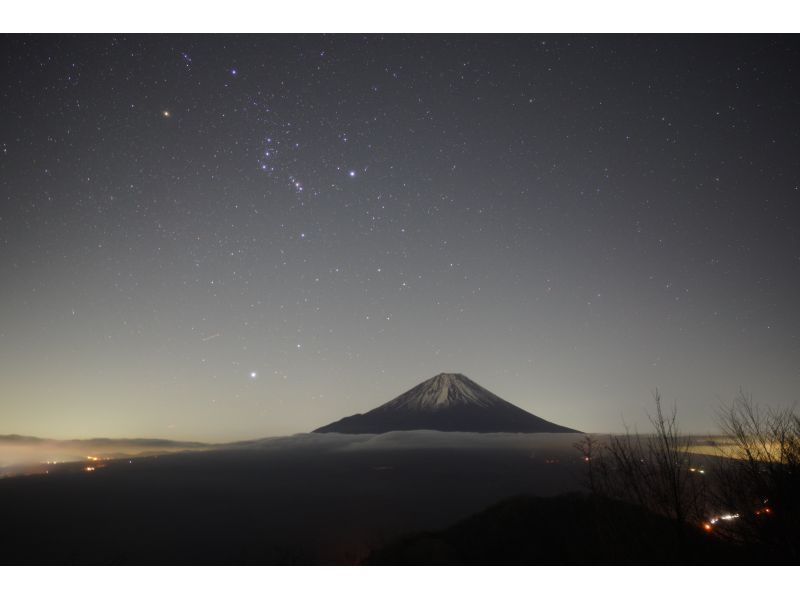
[
  {"left": 314, "top": 373, "right": 578, "bottom": 434},
  {"left": 365, "top": 494, "right": 748, "bottom": 565}
]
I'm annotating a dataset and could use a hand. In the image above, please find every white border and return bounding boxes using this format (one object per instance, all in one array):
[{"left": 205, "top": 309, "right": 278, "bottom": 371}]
[
  {"left": 2, "top": 565, "right": 797, "bottom": 598},
  {"left": 1, "top": 1, "right": 799, "bottom": 33}
]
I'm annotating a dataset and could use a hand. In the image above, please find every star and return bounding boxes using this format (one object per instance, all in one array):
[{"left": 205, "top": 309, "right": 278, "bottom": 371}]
[
  {"left": 161, "top": 110, "right": 171, "bottom": 118},
  {"left": 249, "top": 371, "right": 257, "bottom": 379}
]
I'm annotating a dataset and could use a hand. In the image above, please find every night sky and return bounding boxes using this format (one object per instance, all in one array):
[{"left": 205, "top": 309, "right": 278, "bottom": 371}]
[{"left": 1, "top": 35, "right": 799, "bottom": 441}]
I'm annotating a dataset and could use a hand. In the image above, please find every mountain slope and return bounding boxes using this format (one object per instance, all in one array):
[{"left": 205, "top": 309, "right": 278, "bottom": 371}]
[{"left": 313, "top": 373, "right": 579, "bottom": 434}]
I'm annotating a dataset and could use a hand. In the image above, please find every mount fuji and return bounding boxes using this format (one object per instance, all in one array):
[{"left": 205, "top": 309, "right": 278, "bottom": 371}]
[{"left": 313, "top": 373, "right": 579, "bottom": 434}]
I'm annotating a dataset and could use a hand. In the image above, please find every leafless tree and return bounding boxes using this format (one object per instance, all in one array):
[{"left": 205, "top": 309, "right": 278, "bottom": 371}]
[
  {"left": 711, "top": 391, "right": 800, "bottom": 559},
  {"left": 579, "top": 389, "right": 800, "bottom": 561},
  {"left": 577, "top": 390, "right": 707, "bottom": 545}
]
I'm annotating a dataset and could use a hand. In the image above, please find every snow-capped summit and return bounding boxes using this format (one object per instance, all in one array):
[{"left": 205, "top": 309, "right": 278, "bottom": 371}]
[
  {"left": 313, "top": 373, "right": 579, "bottom": 434},
  {"left": 380, "top": 373, "right": 512, "bottom": 411}
]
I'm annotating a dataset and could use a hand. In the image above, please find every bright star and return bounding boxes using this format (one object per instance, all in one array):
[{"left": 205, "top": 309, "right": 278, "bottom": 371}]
[
  {"left": 162, "top": 110, "right": 171, "bottom": 118},
  {"left": 349, "top": 170, "right": 356, "bottom": 177},
  {"left": 249, "top": 371, "right": 257, "bottom": 379}
]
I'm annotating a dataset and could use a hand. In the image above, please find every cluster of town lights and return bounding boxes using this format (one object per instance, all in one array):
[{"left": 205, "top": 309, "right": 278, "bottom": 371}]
[
  {"left": 84, "top": 456, "right": 106, "bottom": 472},
  {"left": 702, "top": 504, "right": 772, "bottom": 531}
]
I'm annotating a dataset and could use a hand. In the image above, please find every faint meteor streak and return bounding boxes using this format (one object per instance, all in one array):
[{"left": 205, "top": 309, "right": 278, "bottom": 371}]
[{"left": 201, "top": 333, "right": 222, "bottom": 342}]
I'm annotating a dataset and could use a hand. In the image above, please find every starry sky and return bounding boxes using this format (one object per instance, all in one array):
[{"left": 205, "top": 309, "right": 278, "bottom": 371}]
[{"left": 1, "top": 34, "right": 799, "bottom": 441}]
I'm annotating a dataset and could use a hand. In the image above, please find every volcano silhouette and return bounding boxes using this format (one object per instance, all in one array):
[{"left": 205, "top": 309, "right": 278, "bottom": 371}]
[{"left": 313, "top": 373, "right": 579, "bottom": 434}]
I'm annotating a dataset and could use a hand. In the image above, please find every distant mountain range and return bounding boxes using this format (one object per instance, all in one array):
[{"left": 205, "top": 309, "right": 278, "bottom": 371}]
[
  {"left": 314, "top": 373, "right": 579, "bottom": 434},
  {"left": 0, "top": 435, "right": 210, "bottom": 448},
  {"left": 0, "top": 435, "right": 214, "bottom": 471}
]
